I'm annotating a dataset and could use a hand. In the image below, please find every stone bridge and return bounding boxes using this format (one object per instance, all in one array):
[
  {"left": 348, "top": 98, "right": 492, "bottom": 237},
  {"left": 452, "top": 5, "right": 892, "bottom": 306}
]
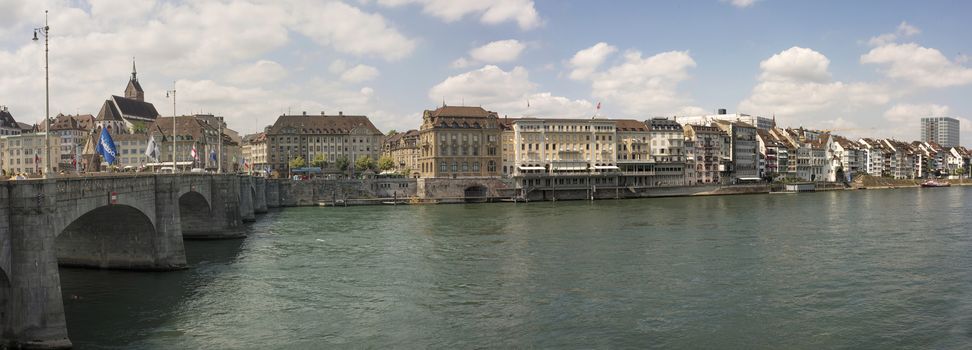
[{"left": 0, "top": 174, "right": 281, "bottom": 349}]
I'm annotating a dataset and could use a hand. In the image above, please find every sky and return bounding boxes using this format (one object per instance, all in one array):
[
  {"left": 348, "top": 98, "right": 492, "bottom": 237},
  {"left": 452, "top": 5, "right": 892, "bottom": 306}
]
[{"left": 1, "top": 0, "right": 971, "bottom": 145}]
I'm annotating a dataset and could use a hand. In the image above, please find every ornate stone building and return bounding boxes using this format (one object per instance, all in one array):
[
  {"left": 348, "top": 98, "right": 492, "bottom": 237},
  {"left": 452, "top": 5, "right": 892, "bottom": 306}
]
[
  {"left": 264, "top": 111, "right": 383, "bottom": 175},
  {"left": 418, "top": 106, "right": 501, "bottom": 178},
  {"left": 382, "top": 129, "right": 420, "bottom": 177}
]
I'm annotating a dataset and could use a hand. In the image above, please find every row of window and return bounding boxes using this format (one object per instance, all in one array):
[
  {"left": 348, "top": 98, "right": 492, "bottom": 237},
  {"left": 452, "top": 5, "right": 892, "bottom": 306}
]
[{"left": 421, "top": 160, "right": 497, "bottom": 173}]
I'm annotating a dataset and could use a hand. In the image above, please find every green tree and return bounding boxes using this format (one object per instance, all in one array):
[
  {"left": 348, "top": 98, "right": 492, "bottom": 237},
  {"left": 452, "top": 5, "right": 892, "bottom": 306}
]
[
  {"left": 311, "top": 154, "right": 328, "bottom": 168},
  {"left": 956, "top": 167, "right": 966, "bottom": 176},
  {"left": 131, "top": 121, "right": 147, "bottom": 133},
  {"left": 401, "top": 167, "right": 413, "bottom": 177},
  {"left": 334, "top": 155, "right": 350, "bottom": 171},
  {"left": 378, "top": 155, "right": 395, "bottom": 171},
  {"left": 355, "top": 155, "right": 376, "bottom": 171},
  {"left": 386, "top": 129, "right": 398, "bottom": 136},
  {"left": 289, "top": 155, "right": 306, "bottom": 169}
]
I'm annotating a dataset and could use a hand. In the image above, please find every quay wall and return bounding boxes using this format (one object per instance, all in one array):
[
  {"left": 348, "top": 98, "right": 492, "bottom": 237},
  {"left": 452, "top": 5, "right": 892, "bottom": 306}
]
[{"left": 274, "top": 177, "right": 770, "bottom": 205}]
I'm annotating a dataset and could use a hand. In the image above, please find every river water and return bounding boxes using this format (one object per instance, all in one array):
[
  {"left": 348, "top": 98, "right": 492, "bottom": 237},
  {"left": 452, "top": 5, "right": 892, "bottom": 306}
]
[{"left": 59, "top": 187, "right": 972, "bottom": 349}]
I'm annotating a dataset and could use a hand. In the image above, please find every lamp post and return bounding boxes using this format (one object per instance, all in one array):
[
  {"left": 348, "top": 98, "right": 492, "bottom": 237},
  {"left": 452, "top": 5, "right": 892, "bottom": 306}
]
[
  {"left": 33, "top": 10, "right": 52, "bottom": 178},
  {"left": 166, "top": 83, "right": 176, "bottom": 173}
]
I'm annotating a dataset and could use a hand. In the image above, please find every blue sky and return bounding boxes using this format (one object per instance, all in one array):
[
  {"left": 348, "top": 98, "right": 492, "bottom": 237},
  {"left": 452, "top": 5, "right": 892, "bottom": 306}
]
[{"left": 1, "top": 0, "right": 970, "bottom": 145}]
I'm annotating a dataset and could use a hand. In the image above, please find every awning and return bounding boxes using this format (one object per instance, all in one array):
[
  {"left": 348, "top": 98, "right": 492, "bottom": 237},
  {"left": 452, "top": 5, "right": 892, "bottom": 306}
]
[
  {"left": 593, "top": 165, "right": 620, "bottom": 170},
  {"left": 553, "top": 166, "right": 586, "bottom": 171},
  {"left": 737, "top": 177, "right": 762, "bottom": 181},
  {"left": 146, "top": 161, "right": 193, "bottom": 166},
  {"left": 517, "top": 166, "right": 546, "bottom": 171}
]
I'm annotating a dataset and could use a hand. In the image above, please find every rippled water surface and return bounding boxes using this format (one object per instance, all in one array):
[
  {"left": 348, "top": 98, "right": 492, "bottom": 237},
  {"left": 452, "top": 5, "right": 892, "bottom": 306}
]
[{"left": 60, "top": 187, "right": 972, "bottom": 349}]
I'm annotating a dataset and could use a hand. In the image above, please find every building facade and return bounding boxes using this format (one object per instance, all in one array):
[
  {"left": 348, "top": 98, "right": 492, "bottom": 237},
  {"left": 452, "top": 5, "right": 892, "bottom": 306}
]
[
  {"left": 265, "top": 112, "right": 383, "bottom": 176},
  {"left": 418, "top": 106, "right": 501, "bottom": 178},
  {"left": 686, "top": 124, "right": 728, "bottom": 184},
  {"left": 646, "top": 118, "right": 686, "bottom": 186},
  {"left": 382, "top": 129, "right": 420, "bottom": 177},
  {"left": 714, "top": 120, "right": 759, "bottom": 181},
  {"left": 1, "top": 132, "right": 62, "bottom": 175},
  {"left": 41, "top": 113, "right": 95, "bottom": 170},
  {"left": 241, "top": 132, "right": 268, "bottom": 174},
  {"left": 920, "top": 117, "right": 960, "bottom": 148},
  {"left": 1, "top": 106, "right": 23, "bottom": 136}
]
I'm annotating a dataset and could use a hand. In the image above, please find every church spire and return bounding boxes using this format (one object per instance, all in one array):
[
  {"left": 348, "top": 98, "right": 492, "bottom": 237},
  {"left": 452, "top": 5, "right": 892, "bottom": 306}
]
[
  {"left": 131, "top": 57, "right": 138, "bottom": 82},
  {"left": 125, "top": 57, "right": 145, "bottom": 101}
]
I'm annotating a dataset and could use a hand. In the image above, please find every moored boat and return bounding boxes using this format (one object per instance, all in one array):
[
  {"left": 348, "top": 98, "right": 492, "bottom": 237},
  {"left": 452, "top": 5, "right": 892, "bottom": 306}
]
[{"left": 921, "top": 180, "right": 951, "bottom": 187}]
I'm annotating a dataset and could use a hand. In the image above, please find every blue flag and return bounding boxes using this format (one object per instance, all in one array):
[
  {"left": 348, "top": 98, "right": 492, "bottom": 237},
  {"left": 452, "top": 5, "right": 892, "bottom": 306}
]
[
  {"left": 95, "top": 127, "right": 118, "bottom": 165},
  {"left": 210, "top": 149, "right": 217, "bottom": 162}
]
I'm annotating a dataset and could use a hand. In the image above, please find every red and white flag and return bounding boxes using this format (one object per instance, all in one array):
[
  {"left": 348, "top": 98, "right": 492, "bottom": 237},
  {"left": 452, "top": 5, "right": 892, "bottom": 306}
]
[{"left": 190, "top": 144, "right": 198, "bottom": 160}]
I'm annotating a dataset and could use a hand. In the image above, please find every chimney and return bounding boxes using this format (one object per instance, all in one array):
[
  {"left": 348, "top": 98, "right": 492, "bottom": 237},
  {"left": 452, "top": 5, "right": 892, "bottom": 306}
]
[{"left": 718, "top": 108, "right": 727, "bottom": 115}]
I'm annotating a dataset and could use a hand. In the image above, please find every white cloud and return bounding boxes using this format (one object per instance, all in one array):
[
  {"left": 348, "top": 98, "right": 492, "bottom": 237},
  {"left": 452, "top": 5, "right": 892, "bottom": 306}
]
[
  {"left": 867, "top": 20, "right": 921, "bottom": 46},
  {"left": 452, "top": 39, "right": 527, "bottom": 68},
  {"left": 377, "top": 0, "right": 541, "bottom": 30},
  {"left": 0, "top": 1, "right": 422, "bottom": 134},
  {"left": 567, "top": 42, "right": 617, "bottom": 80},
  {"left": 722, "top": 0, "right": 758, "bottom": 8},
  {"left": 884, "top": 103, "right": 949, "bottom": 123},
  {"left": 287, "top": 1, "right": 416, "bottom": 61},
  {"left": 739, "top": 47, "right": 889, "bottom": 118},
  {"left": 328, "top": 60, "right": 380, "bottom": 83},
  {"left": 451, "top": 57, "right": 475, "bottom": 69},
  {"left": 882, "top": 103, "right": 951, "bottom": 139},
  {"left": 469, "top": 39, "right": 526, "bottom": 63},
  {"left": 759, "top": 46, "right": 832, "bottom": 83},
  {"left": 428, "top": 65, "right": 593, "bottom": 117},
  {"left": 861, "top": 43, "right": 972, "bottom": 88},
  {"left": 897, "top": 21, "right": 921, "bottom": 37},
  {"left": 225, "top": 60, "right": 287, "bottom": 85},
  {"left": 340, "top": 64, "right": 380, "bottom": 83},
  {"left": 587, "top": 50, "right": 703, "bottom": 116}
]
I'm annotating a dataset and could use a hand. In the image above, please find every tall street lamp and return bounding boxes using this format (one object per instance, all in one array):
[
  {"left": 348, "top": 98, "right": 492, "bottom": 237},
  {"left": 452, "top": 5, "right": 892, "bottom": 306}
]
[
  {"left": 166, "top": 83, "right": 177, "bottom": 173},
  {"left": 33, "top": 10, "right": 52, "bottom": 178}
]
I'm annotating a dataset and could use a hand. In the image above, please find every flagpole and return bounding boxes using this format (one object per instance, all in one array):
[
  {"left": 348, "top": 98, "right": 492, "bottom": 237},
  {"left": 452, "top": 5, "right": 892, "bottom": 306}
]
[
  {"left": 167, "top": 82, "right": 177, "bottom": 173},
  {"left": 217, "top": 119, "right": 223, "bottom": 174}
]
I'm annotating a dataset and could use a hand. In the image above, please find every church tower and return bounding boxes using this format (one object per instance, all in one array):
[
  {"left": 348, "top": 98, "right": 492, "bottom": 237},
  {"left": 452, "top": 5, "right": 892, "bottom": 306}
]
[{"left": 124, "top": 58, "right": 144, "bottom": 102}]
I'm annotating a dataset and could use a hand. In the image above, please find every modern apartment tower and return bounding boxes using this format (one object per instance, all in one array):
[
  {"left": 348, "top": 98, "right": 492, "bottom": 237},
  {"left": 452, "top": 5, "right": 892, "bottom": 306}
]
[{"left": 920, "top": 117, "right": 960, "bottom": 148}]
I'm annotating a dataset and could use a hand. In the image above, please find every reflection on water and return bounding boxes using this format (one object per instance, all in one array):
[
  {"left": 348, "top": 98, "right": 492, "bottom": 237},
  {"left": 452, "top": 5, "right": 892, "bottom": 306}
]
[{"left": 60, "top": 188, "right": 972, "bottom": 349}]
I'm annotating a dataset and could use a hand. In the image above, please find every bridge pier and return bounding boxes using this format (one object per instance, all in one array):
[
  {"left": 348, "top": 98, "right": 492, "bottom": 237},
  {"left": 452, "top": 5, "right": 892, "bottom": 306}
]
[
  {"left": 2, "top": 181, "right": 72, "bottom": 349},
  {"left": 239, "top": 176, "right": 256, "bottom": 222},
  {"left": 188, "top": 175, "right": 244, "bottom": 239},
  {"left": 253, "top": 177, "right": 268, "bottom": 214}
]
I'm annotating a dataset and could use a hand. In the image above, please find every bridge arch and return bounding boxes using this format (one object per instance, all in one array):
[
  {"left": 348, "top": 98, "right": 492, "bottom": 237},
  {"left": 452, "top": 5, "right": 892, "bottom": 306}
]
[
  {"left": 463, "top": 184, "right": 489, "bottom": 203},
  {"left": 179, "top": 191, "right": 213, "bottom": 238},
  {"left": 55, "top": 204, "right": 159, "bottom": 269}
]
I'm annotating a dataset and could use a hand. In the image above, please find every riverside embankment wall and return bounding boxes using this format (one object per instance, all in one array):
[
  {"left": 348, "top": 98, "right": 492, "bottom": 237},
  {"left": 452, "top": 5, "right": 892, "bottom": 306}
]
[{"left": 276, "top": 178, "right": 771, "bottom": 205}]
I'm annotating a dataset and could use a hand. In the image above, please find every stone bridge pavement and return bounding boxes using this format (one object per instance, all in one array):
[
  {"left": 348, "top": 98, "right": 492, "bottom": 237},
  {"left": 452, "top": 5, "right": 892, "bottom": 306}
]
[{"left": 0, "top": 174, "right": 281, "bottom": 349}]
